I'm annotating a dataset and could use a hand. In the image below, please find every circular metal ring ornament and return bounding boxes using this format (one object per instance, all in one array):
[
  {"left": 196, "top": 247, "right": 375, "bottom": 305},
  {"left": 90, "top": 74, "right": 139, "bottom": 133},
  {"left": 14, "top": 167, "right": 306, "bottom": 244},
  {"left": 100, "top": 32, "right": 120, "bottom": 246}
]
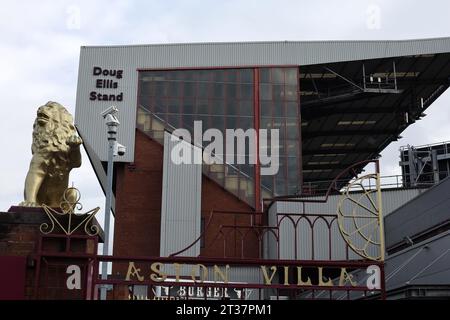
[{"left": 337, "top": 174, "right": 384, "bottom": 261}]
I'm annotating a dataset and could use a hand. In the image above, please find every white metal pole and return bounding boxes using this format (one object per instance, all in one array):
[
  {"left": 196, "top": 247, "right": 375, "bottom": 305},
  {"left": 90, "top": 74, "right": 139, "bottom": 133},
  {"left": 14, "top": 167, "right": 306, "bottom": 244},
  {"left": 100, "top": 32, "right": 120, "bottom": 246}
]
[{"left": 100, "top": 127, "right": 116, "bottom": 300}]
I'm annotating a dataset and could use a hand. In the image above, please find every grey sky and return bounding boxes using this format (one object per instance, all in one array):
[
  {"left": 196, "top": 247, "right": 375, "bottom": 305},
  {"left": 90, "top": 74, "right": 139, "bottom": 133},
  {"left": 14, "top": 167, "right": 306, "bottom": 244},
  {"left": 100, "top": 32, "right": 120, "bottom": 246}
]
[{"left": 1, "top": 0, "right": 449, "bottom": 233}]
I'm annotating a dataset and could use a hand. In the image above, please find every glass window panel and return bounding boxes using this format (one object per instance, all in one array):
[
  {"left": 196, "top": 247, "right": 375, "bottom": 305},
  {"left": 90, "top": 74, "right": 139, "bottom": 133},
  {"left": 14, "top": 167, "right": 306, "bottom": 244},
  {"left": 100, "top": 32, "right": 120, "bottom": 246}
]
[
  {"left": 226, "top": 116, "right": 238, "bottom": 129},
  {"left": 286, "top": 140, "right": 299, "bottom": 157},
  {"left": 277, "top": 142, "right": 285, "bottom": 155},
  {"left": 183, "top": 71, "right": 196, "bottom": 81},
  {"left": 141, "top": 82, "right": 155, "bottom": 96},
  {"left": 286, "top": 102, "right": 299, "bottom": 118},
  {"left": 240, "top": 100, "right": 253, "bottom": 117},
  {"left": 260, "top": 68, "right": 271, "bottom": 83},
  {"left": 227, "top": 70, "right": 237, "bottom": 83},
  {"left": 212, "top": 100, "right": 225, "bottom": 114},
  {"left": 155, "top": 113, "right": 167, "bottom": 123},
  {"left": 261, "top": 176, "right": 273, "bottom": 189},
  {"left": 288, "top": 178, "right": 298, "bottom": 191},
  {"left": 183, "top": 98, "right": 195, "bottom": 114},
  {"left": 184, "top": 82, "right": 195, "bottom": 97},
  {"left": 240, "top": 69, "right": 253, "bottom": 83},
  {"left": 139, "top": 94, "right": 151, "bottom": 108},
  {"left": 154, "top": 98, "right": 166, "bottom": 113},
  {"left": 277, "top": 157, "right": 286, "bottom": 175},
  {"left": 197, "top": 82, "right": 209, "bottom": 98},
  {"left": 260, "top": 117, "right": 271, "bottom": 130},
  {"left": 272, "top": 68, "right": 284, "bottom": 84},
  {"left": 278, "top": 121, "right": 286, "bottom": 140},
  {"left": 240, "top": 164, "right": 253, "bottom": 177},
  {"left": 168, "top": 81, "right": 182, "bottom": 97},
  {"left": 164, "top": 71, "right": 176, "bottom": 80},
  {"left": 288, "top": 184, "right": 298, "bottom": 195},
  {"left": 272, "top": 101, "right": 284, "bottom": 117},
  {"left": 197, "top": 70, "right": 211, "bottom": 81},
  {"left": 196, "top": 100, "right": 209, "bottom": 115},
  {"left": 226, "top": 99, "right": 238, "bottom": 115},
  {"left": 286, "top": 122, "right": 299, "bottom": 139},
  {"left": 213, "top": 83, "right": 224, "bottom": 98},
  {"left": 260, "top": 83, "right": 272, "bottom": 100},
  {"left": 212, "top": 115, "right": 224, "bottom": 132},
  {"left": 241, "top": 84, "right": 253, "bottom": 100},
  {"left": 167, "top": 98, "right": 180, "bottom": 114},
  {"left": 272, "top": 85, "right": 284, "bottom": 101},
  {"left": 226, "top": 84, "right": 238, "bottom": 98},
  {"left": 260, "top": 101, "right": 272, "bottom": 117},
  {"left": 155, "top": 82, "right": 167, "bottom": 97},
  {"left": 285, "top": 68, "right": 297, "bottom": 85},
  {"left": 168, "top": 114, "right": 180, "bottom": 128},
  {"left": 138, "top": 69, "right": 257, "bottom": 204},
  {"left": 172, "top": 71, "right": 185, "bottom": 80},
  {"left": 275, "top": 178, "right": 286, "bottom": 195},
  {"left": 199, "top": 115, "right": 210, "bottom": 131},
  {"left": 239, "top": 116, "right": 253, "bottom": 130},
  {"left": 287, "top": 157, "right": 298, "bottom": 174},
  {"left": 212, "top": 70, "right": 225, "bottom": 82},
  {"left": 182, "top": 114, "right": 194, "bottom": 131},
  {"left": 147, "top": 71, "right": 165, "bottom": 80},
  {"left": 285, "top": 85, "right": 298, "bottom": 101}
]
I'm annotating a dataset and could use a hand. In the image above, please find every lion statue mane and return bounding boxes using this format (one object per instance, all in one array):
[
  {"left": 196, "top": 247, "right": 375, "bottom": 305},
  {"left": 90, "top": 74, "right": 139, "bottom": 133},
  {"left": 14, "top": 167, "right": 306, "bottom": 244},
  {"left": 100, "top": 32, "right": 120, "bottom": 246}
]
[{"left": 20, "top": 101, "right": 82, "bottom": 207}]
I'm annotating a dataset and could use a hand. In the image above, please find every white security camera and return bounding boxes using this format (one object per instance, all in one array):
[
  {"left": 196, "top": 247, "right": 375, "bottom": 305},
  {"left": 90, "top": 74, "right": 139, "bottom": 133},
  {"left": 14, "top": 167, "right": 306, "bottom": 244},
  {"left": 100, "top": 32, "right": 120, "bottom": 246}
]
[
  {"left": 104, "top": 114, "right": 120, "bottom": 127},
  {"left": 101, "top": 106, "right": 119, "bottom": 118},
  {"left": 102, "top": 106, "right": 120, "bottom": 127},
  {"left": 114, "top": 142, "right": 126, "bottom": 156}
]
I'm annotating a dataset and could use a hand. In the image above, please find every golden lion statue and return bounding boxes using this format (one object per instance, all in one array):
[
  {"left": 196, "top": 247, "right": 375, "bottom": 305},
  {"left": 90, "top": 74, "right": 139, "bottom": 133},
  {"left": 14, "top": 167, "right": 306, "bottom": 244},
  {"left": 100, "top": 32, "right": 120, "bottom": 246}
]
[{"left": 20, "top": 101, "right": 82, "bottom": 207}]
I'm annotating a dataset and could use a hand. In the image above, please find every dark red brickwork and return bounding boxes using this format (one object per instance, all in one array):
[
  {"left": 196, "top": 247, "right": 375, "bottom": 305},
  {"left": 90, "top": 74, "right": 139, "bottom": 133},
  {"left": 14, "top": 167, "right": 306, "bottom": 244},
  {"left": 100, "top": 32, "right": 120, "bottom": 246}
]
[{"left": 113, "top": 130, "right": 164, "bottom": 257}]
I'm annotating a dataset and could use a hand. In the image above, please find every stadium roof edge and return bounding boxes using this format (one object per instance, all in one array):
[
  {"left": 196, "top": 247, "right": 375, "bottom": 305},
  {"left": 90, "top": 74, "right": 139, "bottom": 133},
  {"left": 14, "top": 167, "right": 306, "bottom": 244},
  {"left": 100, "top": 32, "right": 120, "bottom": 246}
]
[
  {"left": 81, "top": 37, "right": 450, "bottom": 49},
  {"left": 79, "top": 37, "right": 450, "bottom": 67}
]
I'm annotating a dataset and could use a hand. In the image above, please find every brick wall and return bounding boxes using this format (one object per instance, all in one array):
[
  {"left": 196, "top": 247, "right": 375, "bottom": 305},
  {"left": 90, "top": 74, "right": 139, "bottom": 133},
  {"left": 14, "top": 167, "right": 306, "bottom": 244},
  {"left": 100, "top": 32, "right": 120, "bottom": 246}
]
[{"left": 0, "top": 209, "right": 101, "bottom": 299}]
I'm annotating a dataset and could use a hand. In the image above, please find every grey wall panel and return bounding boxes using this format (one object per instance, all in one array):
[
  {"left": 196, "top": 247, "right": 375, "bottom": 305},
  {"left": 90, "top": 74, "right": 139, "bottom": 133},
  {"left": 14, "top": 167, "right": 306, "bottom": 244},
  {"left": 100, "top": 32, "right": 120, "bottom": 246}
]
[
  {"left": 338, "top": 232, "right": 450, "bottom": 300},
  {"left": 385, "top": 232, "right": 450, "bottom": 291},
  {"left": 75, "top": 47, "right": 139, "bottom": 163},
  {"left": 297, "top": 219, "right": 313, "bottom": 260},
  {"left": 385, "top": 178, "right": 450, "bottom": 249},
  {"left": 275, "top": 188, "right": 425, "bottom": 216},
  {"left": 160, "top": 132, "right": 202, "bottom": 257},
  {"left": 265, "top": 204, "right": 279, "bottom": 259},
  {"left": 75, "top": 38, "right": 450, "bottom": 163},
  {"left": 278, "top": 216, "right": 296, "bottom": 259}
]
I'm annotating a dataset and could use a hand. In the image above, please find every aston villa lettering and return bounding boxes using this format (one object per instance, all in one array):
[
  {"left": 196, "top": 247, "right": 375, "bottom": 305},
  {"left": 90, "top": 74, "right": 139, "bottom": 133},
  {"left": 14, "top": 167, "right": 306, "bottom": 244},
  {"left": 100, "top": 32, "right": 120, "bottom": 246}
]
[
  {"left": 89, "top": 66, "right": 124, "bottom": 101},
  {"left": 125, "top": 261, "right": 358, "bottom": 288}
]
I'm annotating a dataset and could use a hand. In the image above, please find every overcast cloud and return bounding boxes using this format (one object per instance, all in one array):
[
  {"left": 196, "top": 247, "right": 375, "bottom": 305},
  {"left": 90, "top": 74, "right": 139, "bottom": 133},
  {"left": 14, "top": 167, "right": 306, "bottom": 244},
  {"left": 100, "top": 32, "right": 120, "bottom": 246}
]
[{"left": 1, "top": 1, "right": 449, "bottom": 248}]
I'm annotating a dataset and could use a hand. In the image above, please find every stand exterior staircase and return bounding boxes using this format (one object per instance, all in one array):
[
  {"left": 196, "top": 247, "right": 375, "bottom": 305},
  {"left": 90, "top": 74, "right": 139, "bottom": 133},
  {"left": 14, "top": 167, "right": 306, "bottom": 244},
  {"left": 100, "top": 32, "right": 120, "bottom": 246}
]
[{"left": 136, "top": 105, "right": 272, "bottom": 208}]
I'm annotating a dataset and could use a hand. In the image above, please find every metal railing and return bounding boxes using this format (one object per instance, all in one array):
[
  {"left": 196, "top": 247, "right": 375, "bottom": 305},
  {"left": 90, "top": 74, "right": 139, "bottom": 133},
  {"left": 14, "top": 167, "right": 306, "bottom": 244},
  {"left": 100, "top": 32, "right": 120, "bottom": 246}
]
[
  {"left": 400, "top": 140, "right": 450, "bottom": 154},
  {"left": 302, "top": 171, "right": 444, "bottom": 196}
]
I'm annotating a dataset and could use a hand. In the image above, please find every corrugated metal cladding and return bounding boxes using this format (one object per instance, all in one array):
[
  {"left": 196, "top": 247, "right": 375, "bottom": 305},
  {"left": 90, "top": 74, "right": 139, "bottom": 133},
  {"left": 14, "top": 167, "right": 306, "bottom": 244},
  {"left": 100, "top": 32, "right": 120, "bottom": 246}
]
[
  {"left": 327, "top": 231, "right": 450, "bottom": 300},
  {"left": 386, "top": 178, "right": 450, "bottom": 249},
  {"left": 276, "top": 188, "right": 426, "bottom": 216},
  {"left": 384, "top": 232, "right": 450, "bottom": 291},
  {"left": 160, "top": 132, "right": 202, "bottom": 257},
  {"left": 75, "top": 38, "right": 450, "bottom": 162},
  {"left": 266, "top": 188, "right": 426, "bottom": 260}
]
